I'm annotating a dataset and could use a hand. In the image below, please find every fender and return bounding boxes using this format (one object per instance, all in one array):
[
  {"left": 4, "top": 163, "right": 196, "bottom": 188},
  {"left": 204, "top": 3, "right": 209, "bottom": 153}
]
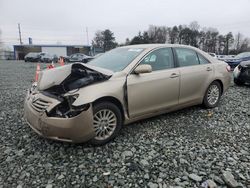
[{"left": 72, "top": 78, "right": 126, "bottom": 107}]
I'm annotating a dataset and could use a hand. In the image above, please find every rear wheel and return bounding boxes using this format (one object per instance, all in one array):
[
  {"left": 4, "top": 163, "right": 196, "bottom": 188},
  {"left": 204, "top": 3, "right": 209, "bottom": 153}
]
[
  {"left": 234, "top": 78, "right": 244, "bottom": 86},
  {"left": 90, "top": 102, "right": 122, "bottom": 145},
  {"left": 203, "top": 81, "right": 222, "bottom": 108}
]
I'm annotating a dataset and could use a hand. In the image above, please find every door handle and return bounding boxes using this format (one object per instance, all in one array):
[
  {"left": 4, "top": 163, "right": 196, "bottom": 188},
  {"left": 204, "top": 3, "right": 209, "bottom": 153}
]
[
  {"left": 170, "top": 73, "right": 179, "bottom": 78},
  {"left": 206, "top": 67, "right": 212, "bottom": 71}
]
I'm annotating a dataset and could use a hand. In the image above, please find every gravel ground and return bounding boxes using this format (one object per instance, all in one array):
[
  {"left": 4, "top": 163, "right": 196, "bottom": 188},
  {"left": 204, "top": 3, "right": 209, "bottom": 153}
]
[{"left": 0, "top": 60, "right": 249, "bottom": 188}]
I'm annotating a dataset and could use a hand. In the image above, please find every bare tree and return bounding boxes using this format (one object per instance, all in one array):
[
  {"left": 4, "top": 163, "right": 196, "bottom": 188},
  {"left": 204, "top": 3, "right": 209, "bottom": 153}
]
[
  {"left": 148, "top": 25, "right": 168, "bottom": 43},
  {"left": 239, "top": 38, "right": 250, "bottom": 52},
  {"left": 92, "top": 30, "right": 104, "bottom": 48},
  {"left": 0, "top": 29, "right": 3, "bottom": 50},
  {"left": 234, "top": 32, "right": 243, "bottom": 53},
  {"left": 189, "top": 21, "right": 200, "bottom": 31},
  {"left": 127, "top": 21, "right": 249, "bottom": 54},
  {"left": 217, "top": 35, "right": 225, "bottom": 54}
]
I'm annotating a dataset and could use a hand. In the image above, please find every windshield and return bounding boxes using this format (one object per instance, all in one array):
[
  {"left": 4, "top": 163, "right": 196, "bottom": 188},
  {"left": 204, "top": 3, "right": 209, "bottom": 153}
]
[
  {"left": 235, "top": 52, "right": 250, "bottom": 59},
  {"left": 88, "top": 47, "right": 144, "bottom": 72}
]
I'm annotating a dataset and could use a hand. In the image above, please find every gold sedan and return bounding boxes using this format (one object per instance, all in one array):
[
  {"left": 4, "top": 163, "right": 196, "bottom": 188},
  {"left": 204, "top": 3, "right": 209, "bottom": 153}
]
[{"left": 24, "top": 44, "right": 231, "bottom": 145}]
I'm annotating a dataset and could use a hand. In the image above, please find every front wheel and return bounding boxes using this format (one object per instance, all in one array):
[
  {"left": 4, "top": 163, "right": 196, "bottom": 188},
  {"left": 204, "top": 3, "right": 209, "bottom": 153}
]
[
  {"left": 203, "top": 81, "right": 222, "bottom": 108},
  {"left": 90, "top": 102, "right": 122, "bottom": 145}
]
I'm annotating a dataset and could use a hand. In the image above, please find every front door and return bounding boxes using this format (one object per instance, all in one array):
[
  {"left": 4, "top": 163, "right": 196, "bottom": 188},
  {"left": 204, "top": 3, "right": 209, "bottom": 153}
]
[{"left": 127, "top": 48, "right": 180, "bottom": 118}]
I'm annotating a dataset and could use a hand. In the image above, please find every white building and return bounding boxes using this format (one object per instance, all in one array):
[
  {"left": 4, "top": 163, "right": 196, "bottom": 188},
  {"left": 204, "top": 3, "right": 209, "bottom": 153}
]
[
  {"left": 0, "top": 51, "right": 14, "bottom": 60},
  {"left": 13, "top": 44, "right": 92, "bottom": 60}
]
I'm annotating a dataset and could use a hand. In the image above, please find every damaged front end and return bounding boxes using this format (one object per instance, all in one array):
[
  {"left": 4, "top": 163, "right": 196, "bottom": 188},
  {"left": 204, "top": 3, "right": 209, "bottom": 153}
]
[
  {"left": 33, "top": 63, "right": 112, "bottom": 118},
  {"left": 47, "top": 94, "right": 90, "bottom": 118}
]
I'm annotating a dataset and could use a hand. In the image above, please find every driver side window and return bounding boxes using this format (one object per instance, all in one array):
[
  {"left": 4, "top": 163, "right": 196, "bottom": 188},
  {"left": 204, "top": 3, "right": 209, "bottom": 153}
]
[{"left": 140, "top": 48, "right": 174, "bottom": 71}]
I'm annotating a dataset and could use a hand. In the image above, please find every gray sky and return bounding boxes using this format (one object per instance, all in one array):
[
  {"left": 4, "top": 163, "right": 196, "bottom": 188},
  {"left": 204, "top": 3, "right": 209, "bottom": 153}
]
[{"left": 1, "top": 0, "right": 250, "bottom": 48}]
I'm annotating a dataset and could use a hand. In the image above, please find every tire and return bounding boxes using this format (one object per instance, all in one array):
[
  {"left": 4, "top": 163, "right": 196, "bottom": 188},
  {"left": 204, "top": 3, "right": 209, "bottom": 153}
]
[
  {"left": 234, "top": 78, "right": 244, "bottom": 86},
  {"left": 90, "top": 102, "right": 122, "bottom": 145},
  {"left": 203, "top": 81, "right": 222, "bottom": 108}
]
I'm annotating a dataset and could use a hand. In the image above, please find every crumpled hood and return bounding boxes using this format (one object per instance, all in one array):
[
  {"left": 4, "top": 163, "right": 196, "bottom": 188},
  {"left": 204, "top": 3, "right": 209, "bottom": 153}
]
[{"left": 37, "top": 63, "right": 113, "bottom": 91}]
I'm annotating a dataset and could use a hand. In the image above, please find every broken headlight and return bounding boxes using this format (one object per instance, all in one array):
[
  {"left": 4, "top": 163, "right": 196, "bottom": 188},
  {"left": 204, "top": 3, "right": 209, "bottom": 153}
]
[
  {"left": 47, "top": 94, "right": 90, "bottom": 118},
  {"left": 66, "top": 94, "right": 79, "bottom": 105}
]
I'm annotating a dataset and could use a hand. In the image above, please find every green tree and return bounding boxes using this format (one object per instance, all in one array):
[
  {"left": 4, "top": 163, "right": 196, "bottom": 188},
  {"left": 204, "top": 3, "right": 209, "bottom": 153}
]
[
  {"left": 130, "top": 31, "right": 151, "bottom": 45},
  {"left": 169, "top": 26, "right": 179, "bottom": 44},
  {"left": 125, "top": 38, "right": 130, "bottom": 45},
  {"left": 178, "top": 25, "right": 183, "bottom": 44},
  {"left": 92, "top": 29, "right": 117, "bottom": 52},
  {"left": 224, "top": 32, "right": 234, "bottom": 55},
  {"left": 179, "top": 28, "right": 192, "bottom": 45},
  {"left": 130, "top": 32, "right": 144, "bottom": 45},
  {"left": 142, "top": 31, "right": 151, "bottom": 43},
  {"left": 102, "top": 29, "right": 117, "bottom": 51}
]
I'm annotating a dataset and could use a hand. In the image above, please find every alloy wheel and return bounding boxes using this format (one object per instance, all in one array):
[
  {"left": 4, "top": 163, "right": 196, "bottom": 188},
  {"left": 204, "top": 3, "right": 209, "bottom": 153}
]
[
  {"left": 207, "top": 84, "right": 220, "bottom": 105},
  {"left": 93, "top": 109, "right": 117, "bottom": 140}
]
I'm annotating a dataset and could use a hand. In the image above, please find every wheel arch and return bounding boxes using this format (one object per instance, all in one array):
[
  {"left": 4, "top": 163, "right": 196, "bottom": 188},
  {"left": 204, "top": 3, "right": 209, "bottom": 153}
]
[
  {"left": 93, "top": 96, "right": 125, "bottom": 122},
  {"left": 212, "top": 79, "right": 224, "bottom": 94}
]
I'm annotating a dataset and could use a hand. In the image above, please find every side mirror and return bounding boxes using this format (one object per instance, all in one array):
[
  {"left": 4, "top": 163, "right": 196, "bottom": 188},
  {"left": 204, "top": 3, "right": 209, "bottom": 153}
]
[{"left": 134, "top": 64, "right": 152, "bottom": 74}]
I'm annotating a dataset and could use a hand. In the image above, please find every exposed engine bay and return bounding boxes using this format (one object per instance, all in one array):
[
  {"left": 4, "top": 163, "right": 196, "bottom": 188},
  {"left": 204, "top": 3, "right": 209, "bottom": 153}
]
[
  {"left": 44, "top": 63, "right": 111, "bottom": 95},
  {"left": 34, "top": 63, "right": 112, "bottom": 118}
]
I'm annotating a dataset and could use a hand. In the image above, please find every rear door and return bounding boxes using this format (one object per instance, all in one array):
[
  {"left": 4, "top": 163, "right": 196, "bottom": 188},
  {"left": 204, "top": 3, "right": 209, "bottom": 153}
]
[
  {"left": 174, "top": 48, "right": 214, "bottom": 104},
  {"left": 127, "top": 48, "right": 180, "bottom": 118}
]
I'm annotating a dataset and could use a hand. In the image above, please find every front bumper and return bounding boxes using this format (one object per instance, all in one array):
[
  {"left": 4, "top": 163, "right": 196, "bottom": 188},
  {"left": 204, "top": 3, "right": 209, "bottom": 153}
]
[{"left": 24, "top": 91, "right": 95, "bottom": 143}]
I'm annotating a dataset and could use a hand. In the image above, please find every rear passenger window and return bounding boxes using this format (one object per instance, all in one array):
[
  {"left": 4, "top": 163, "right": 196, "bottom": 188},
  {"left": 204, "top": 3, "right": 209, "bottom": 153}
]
[
  {"left": 175, "top": 48, "right": 199, "bottom": 67},
  {"left": 197, "top": 53, "right": 210, "bottom": 64}
]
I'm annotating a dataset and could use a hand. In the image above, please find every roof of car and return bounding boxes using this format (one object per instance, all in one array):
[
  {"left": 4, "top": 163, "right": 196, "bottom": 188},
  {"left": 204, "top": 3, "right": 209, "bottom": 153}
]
[
  {"left": 120, "top": 43, "right": 199, "bottom": 50},
  {"left": 120, "top": 43, "right": 217, "bottom": 64}
]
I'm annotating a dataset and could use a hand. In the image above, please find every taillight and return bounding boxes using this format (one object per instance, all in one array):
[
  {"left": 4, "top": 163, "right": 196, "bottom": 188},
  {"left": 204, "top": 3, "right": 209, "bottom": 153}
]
[{"left": 226, "top": 65, "right": 231, "bottom": 72}]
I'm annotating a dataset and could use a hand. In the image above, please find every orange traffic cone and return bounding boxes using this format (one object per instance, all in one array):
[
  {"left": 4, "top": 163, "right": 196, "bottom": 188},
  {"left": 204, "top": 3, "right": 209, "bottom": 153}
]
[
  {"left": 47, "top": 61, "right": 54, "bottom": 69},
  {"left": 35, "top": 63, "right": 40, "bottom": 82}
]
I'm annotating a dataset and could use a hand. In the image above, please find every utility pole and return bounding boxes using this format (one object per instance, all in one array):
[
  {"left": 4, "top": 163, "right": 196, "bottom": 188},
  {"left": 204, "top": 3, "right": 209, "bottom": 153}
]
[
  {"left": 18, "top": 23, "right": 23, "bottom": 45},
  {"left": 86, "top": 27, "right": 89, "bottom": 45}
]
